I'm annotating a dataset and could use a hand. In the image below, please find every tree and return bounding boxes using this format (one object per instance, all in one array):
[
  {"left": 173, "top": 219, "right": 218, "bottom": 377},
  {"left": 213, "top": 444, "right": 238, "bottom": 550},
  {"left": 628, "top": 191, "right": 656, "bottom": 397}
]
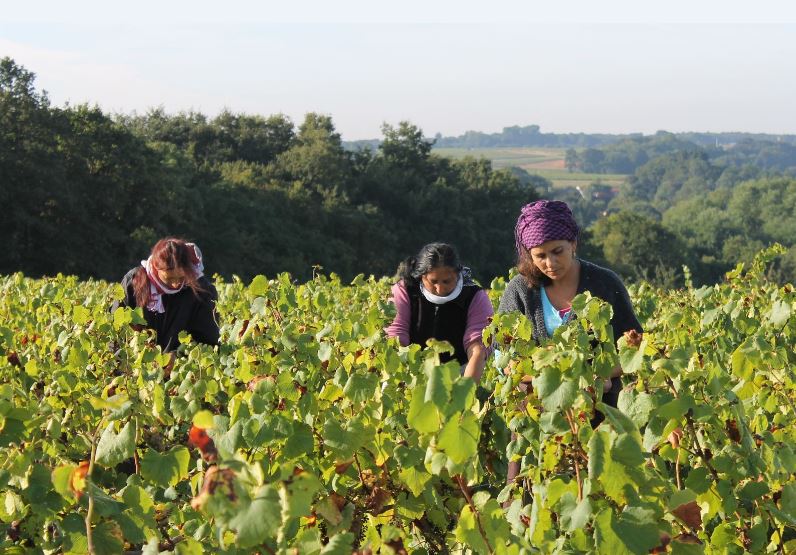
[
  {"left": 565, "top": 148, "right": 580, "bottom": 172},
  {"left": 590, "top": 211, "right": 690, "bottom": 287}
]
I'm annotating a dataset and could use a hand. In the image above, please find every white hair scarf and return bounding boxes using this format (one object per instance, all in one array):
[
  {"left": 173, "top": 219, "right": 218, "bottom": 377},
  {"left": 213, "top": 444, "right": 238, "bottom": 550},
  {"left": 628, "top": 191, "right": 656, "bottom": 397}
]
[{"left": 141, "top": 243, "right": 204, "bottom": 314}]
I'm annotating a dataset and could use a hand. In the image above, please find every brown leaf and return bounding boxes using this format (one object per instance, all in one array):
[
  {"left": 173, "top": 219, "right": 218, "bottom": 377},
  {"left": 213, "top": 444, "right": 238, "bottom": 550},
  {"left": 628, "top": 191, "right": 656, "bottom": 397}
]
[
  {"left": 671, "top": 500, "right": 702, "bottom": 530},
  {"left": 334, "top": 460, "right": 353, "bottom": 474},
  {"left": 366, "top": 486, "right": 390, "bottom": 515}
]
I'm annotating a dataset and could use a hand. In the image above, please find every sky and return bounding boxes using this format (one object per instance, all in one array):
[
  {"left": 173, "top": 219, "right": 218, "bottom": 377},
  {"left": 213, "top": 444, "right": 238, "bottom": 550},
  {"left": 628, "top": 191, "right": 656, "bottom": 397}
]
[{"left": 2, "top": 0, "right": 796, "bottom": 140}]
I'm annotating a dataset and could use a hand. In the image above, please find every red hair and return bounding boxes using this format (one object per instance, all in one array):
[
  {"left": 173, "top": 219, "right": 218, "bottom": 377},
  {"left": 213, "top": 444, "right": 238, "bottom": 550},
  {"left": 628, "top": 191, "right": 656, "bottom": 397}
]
[{"left": 133, "top": 237, "right": 206, "bottom": 308}]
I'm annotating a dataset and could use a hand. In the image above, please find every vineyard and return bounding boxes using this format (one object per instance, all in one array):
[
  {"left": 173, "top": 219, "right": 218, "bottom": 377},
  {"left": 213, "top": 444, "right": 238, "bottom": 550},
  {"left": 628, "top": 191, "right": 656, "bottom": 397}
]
[{"left": 1, "top": 246, "right": 795, "bottom": 554}]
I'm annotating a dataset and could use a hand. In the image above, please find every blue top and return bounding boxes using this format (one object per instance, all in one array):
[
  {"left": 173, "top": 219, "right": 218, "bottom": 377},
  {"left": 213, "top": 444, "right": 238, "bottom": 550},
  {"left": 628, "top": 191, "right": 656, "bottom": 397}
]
[{"left": 540, "top": 286, "right": 572, "bottom": 336}]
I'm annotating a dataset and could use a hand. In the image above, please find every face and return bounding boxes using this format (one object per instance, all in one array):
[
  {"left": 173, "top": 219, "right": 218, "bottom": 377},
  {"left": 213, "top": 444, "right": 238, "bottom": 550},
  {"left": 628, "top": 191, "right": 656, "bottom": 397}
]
[
  {"left": 421, "top": 266, "right": 459, "bottom": 296},
  {"left": 529, "top": 240, "right": 577, "bottom": 281},
  {"left": 155, "top": 266, "right": 186, "bottom": 289}
]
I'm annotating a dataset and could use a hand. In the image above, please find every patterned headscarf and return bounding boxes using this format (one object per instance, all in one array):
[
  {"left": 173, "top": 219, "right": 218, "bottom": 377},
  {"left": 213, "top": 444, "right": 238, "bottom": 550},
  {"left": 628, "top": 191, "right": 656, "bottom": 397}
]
[{"left": 514, "top": 200, "right": 579, "bottom": 254}]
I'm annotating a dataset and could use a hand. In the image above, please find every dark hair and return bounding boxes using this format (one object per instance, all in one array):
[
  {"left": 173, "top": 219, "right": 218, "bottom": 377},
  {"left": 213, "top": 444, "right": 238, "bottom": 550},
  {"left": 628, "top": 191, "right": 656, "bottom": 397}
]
[
  {"left": 133, "top": 237, "right": 206, "bottom": 307},
  {"left": 517, "top": 246, "right": 552, "bottom": 289},
  {"left": 396, "top": 242, "right": 462, "bottom": 289}
]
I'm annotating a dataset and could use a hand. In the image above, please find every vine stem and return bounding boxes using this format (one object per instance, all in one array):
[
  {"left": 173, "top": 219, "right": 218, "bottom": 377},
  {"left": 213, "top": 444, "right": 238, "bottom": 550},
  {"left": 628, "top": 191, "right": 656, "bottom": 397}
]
[
  {"left": 675, "top": 449, "right": 682, "bottom": 490},
  {"left": 85, "top": 430, "right": 99, "bottom": 555},
  {"left": 353, "top": 453, "right": 369, "bottom": 492},
  {"left": 455, "top": 475, "right": 494, "bottom": 555},
  {"left": 564, "top": 410, "right": 584, "bottom": 502},
  {"left": 666, "top": 377, "right": 720, "bottom": 483}
]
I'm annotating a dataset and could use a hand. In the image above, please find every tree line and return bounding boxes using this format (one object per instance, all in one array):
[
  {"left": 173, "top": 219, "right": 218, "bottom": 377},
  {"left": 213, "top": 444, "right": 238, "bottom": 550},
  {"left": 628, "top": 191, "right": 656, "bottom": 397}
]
[
  {"left": 0, "top": 58, "right": 537, "bottom": 284},
  {"left": 2, "top": 56, "right": 794, "bottom": 289}
]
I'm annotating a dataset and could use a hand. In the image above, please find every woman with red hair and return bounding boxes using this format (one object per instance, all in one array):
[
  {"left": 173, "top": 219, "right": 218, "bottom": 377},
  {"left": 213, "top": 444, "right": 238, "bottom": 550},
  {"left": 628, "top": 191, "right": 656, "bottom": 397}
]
[{"left": 116, "top": 238, "right": 219, "bottom": 352}]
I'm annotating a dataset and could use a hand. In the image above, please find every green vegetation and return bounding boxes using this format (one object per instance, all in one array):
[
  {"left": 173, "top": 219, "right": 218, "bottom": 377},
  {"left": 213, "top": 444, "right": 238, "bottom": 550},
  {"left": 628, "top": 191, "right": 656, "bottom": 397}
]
[
  {"left": 432, "top": 148, "right": 566, "bottom": 170},
  {"left": 0, "top": 57, "right": 536, "bottom": 285},
  {"left": 1, "top": 245, "right": 795, "bottom": 553}
]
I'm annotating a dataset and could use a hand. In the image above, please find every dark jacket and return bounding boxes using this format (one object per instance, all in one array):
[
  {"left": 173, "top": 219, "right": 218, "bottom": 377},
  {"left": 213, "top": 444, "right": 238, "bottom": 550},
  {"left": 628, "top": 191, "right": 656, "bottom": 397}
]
[
  {"left": 117, "top": 267, "right": 220, "bottom": 352},
  {"left": 408, "top": 282, "right": 481, "bottom": 365},
  {"left": 497, "top": 259, "right": 642, "bottom": 406}
]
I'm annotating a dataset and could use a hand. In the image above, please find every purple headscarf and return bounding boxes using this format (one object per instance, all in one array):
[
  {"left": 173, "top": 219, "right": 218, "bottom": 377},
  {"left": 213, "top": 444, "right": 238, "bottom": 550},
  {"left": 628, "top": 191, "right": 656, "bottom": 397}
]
[{"left": 514, "top": 200, "right": 579, "bottom": 254}]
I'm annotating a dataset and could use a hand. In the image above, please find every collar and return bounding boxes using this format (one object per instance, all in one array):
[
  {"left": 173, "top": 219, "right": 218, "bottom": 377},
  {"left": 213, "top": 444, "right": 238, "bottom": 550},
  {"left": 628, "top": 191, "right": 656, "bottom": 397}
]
[{"left": 420, "top": 274, "right": 464, "bottom": 305}]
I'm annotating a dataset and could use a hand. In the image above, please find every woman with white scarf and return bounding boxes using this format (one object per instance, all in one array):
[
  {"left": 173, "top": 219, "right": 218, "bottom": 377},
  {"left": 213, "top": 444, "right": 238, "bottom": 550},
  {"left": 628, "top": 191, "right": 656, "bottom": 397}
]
[
  {"left": 385, "top": 243, "right": 492, "bottom": 382},
  {"left": 116, "top": 237, "right": 219, "bottom": 352}
]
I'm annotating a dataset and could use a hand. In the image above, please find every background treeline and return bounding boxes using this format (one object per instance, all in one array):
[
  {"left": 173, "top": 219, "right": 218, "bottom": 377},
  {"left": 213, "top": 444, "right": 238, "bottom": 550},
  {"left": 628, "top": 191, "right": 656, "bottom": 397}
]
[
  {"left": 0, "top": 58, "right": 536, "bottom": 283},
  {"left": 565, "top": 132, "right": 796, "bottom": 175},
  {"left": 2, "top": 57, "right": 795, "bottom": 288},
  {"left": 555, "top": 142, "right": 796, "bottom": 287},
  {"left": 346, "top": 125, "right": 796, "bottom": 151}
]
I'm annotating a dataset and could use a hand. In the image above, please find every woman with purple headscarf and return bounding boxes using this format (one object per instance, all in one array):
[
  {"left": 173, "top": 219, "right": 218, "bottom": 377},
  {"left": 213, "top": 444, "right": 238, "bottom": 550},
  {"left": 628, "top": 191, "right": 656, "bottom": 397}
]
[{"left": 498, "top": 201, "right": 642, "bottom": 481}]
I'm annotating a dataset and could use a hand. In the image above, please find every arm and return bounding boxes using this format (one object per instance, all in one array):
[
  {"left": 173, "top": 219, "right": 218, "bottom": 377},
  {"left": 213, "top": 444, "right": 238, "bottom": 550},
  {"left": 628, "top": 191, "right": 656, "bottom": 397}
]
[
  {"left": 462, "top": 290, "right": 494, "bottom": 383},
  {"left": 384, "top": 281, "right": 411, "bottom": 347},
  {"left": 189, "top": 282, "right": 220, "bottom": 346}
]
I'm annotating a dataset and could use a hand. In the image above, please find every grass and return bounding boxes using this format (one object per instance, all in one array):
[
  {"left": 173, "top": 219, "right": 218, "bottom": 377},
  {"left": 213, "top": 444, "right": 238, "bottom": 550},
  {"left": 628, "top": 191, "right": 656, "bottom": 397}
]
[{"left": 433, "top": 147, "right": 627, "bottom": 190}]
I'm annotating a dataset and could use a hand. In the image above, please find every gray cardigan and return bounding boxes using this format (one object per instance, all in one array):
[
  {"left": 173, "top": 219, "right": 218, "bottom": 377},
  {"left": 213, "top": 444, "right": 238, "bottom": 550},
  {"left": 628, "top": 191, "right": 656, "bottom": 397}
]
[{"left": 497, "top": 259, "right": 642, "bottom": 405}]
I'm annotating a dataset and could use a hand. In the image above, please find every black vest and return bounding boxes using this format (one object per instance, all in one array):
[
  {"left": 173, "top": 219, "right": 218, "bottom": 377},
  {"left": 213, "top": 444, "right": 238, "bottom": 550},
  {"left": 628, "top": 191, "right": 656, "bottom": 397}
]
[{"left": 408, "top": 284, "right": 480, "bottom": 364}]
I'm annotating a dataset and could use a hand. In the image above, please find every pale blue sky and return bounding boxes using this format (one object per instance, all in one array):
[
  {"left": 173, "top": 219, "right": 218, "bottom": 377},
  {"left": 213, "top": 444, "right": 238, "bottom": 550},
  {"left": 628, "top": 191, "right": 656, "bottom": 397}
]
[{"left": 2, "top": 1, "right": 795, "bottom": 139}]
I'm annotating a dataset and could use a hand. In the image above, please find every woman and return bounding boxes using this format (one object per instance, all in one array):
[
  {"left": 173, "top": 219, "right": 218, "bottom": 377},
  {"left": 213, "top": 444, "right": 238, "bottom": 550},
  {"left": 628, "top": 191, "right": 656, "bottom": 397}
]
[
  {"left": 498, "top": 200, "right": 642, "bottom": 486},
  {"left": 386, "top": 242, "right": 493, "bottom": 382},
  {"left": 117, "top": 238, "right": 220, "bottom": 352},
  {"left": 499, "top": 200, "right": 641, "bottom": 399}
]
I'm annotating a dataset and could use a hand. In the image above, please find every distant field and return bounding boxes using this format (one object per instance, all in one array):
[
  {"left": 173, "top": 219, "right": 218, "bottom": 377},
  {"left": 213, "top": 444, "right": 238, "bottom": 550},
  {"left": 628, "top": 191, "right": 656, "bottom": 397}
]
[{"left": 433, "top": 147, "right": 627, "bottom": 189}]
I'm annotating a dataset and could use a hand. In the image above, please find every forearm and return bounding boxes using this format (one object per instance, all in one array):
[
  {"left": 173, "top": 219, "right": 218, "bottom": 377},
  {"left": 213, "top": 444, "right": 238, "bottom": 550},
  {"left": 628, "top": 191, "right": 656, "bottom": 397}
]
[{"left": 462, "top": 343, "right": 487, "bottom": 383}]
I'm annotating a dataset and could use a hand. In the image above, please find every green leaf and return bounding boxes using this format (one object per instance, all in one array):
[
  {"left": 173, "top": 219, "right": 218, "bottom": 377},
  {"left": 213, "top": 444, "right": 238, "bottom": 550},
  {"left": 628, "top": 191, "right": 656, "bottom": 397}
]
[
  {"left": 535, "top": 366, "right": 577, "bottom": 412},
  {"left": 95, "top": 420, "right": 136, "bottom": 468},
  {"left": 424, "top": 364, "right": 453, "bottom": 410},
  {"left": 192, "top": 410, "right": 215, "bottom": 429},
  {"left": 738, "top": 480, "right": 769, "bottom": 502},
  {"left": 320, "top": 532, "right": 355, "bottom": 555},
  {"left": 343, "top": 372, "right": 379, "bottom": 405},
  {"left": 617, "top": 390, "right": 656, "bottom": 429},
  {"left": 230, "top": 485, "right": 281, "bottom": 548},
  {"left": 448, "top": 378, "right": 476, "bottom": 415},
  {"left": 594, "top": 507, "right": 660, "bottom": 555},
  {"left": 684, "top": 467, "right": 711, "bottom": 494},
  {"left": 437, "top": 412, "right": 480, "bottom": 464},
  {"left": 767, "top": 299, "right": 792, "bottom": 327},
  {"left": 113, "top": 306, "right": 132, "bottom": 330},
  {"left": 249, "top": 275, "right": 268, "bottom": 296},
  {"left": 781, "top": 482, "right": 796, "bottom": 520},
  {"left": 399, "top": 466, "right": 431, "bottom": 497},
  {"left": 618, "top": 338, "right": 645, "bottom": 375},
  {"left": 559, "top": 492, "right": 592, "bottom": 532},
  {"left": 92, "top": 521, "right": 124, "bottom": 555},
  {"left": 72, "top": 305, "right": 91, "bottom": 325},
  {"left": 283, "top": 422, "right": 314, "bottom": 459},
  {"left": 407, "top": 383, "right": 440, "bottom": 434},
  {"left": 284, "top": 471, "right": 322, "bottom": 519},
  {"left": 323, "top": 417, "right": 367, "bottom": 460},
  {"left": 140, "top": 447, "right": 190, "bottom": 487},
  {"left": 52, "top": 464, "right": 76, "bottom": 499},
  {"left": 318, "top": 341, "right": 333, "bottom": 362}
]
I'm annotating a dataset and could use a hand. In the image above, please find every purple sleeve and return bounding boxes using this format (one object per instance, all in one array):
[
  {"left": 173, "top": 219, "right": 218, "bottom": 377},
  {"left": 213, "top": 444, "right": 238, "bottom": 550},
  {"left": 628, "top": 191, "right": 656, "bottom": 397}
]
[
  {"left": 463, "top": 289, "right": 494, "bottom": 352},
  {"left": 385, "top": 281, "right": 411, "bottom": 347}
]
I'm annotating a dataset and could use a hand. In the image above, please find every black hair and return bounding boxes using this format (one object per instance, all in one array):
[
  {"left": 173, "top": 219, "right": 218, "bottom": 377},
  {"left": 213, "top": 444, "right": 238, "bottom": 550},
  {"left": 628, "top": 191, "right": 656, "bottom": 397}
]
[{"left": 396, "top": 242, "right": 462, "bottom": 288}]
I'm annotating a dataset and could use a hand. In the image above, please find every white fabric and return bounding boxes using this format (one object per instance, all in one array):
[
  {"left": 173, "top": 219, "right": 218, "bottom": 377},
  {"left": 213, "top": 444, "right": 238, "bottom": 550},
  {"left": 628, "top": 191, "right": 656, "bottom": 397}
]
[
  {"left": 140, "top": 242, "right": 204, "bottom": 314},
  {"left": 420, "top": 273, "right": 463, "bottom": 305}
]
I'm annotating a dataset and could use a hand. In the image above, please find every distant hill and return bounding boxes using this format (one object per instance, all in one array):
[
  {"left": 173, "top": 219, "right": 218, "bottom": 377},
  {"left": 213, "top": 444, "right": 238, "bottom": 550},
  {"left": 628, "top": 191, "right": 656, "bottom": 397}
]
[{"left": 343, "top": 125, "right": 796, "bottom": 150}]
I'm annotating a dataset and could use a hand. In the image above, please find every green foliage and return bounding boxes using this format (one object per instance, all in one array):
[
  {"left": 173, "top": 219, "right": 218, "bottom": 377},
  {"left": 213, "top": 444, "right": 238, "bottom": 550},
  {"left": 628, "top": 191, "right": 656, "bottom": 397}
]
[
  {"left": 1, "top": 57, "right": 534, "bottom": 285},
  {"left": 4, "top": 245, "right": 794, "bottom": 552}
]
